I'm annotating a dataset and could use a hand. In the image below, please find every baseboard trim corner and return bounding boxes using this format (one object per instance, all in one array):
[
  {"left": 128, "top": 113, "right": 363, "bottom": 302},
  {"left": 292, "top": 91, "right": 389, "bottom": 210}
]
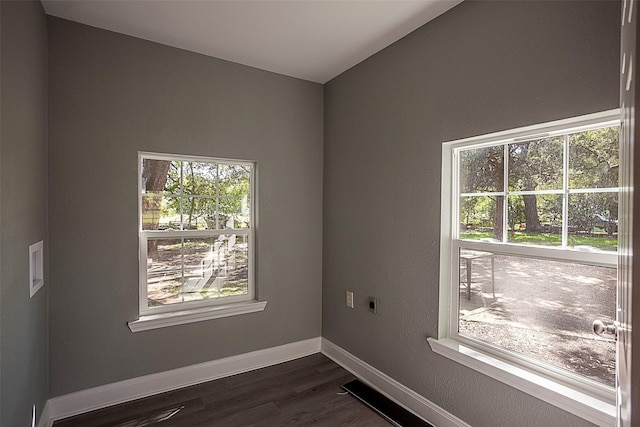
[
  {"left": 37, "top": 400, "right": 53, "bottom": 427},
  {"left": 38, "top": 337, "right": 321, "bottom": 427},
  {"left": 321, "top": 338, "right": 470, "bottom": 427}
]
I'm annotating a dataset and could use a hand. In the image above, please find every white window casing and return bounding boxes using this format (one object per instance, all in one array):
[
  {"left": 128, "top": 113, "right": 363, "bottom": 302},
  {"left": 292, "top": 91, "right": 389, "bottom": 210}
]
[
  {"left": 431, "top": 109, "right": 620, "bottom": 427},
  {"left": 129, "top": 152, "right": 265, "bottom": 331}
]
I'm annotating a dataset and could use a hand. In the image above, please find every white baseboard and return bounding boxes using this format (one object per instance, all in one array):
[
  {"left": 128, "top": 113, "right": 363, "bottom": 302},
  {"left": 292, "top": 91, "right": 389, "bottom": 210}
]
[
  {"left": 37, "top": 400, "right": 52, "bottom": 427},
  {"left": 38, "top": 337, "right": 466, "bottom": 427},
  {"left": 321, "top": 338, "right": 470, "bottom": 427},
  {"left": 38, "top": 337, "right": 321, "bottom": 427}
]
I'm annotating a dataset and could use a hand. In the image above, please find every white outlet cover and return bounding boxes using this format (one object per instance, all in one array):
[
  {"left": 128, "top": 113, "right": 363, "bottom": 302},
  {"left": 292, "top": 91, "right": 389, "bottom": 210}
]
[
  {"left": 29, "top": 240, "right": 44, "bottom": 298},
  {"left": 346, "top": 291, "right": 354, "bottom": 308}
]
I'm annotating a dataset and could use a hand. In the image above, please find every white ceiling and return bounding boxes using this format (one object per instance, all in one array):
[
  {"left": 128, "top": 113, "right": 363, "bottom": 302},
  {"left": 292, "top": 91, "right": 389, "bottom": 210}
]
[{"left": 41, "top": 0, "right": 462, "bottom": 83}]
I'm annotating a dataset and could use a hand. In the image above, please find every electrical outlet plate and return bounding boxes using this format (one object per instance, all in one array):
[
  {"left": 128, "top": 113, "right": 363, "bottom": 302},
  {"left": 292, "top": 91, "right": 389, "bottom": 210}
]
[{"left": 346, "top": 291, "right": 354, "bottom": 308}]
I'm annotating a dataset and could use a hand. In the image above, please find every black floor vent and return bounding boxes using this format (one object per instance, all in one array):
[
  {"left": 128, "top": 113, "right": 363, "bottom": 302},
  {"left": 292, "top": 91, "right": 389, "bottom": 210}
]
[{"left": 342, "top": 379, "right": 434, "bottom": 427}]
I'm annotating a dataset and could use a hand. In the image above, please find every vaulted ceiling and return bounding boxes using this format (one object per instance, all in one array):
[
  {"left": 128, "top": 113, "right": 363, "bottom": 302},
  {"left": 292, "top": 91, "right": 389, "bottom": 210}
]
[{"left": 41, "top": 0, "right": 462, "bottom": 83}]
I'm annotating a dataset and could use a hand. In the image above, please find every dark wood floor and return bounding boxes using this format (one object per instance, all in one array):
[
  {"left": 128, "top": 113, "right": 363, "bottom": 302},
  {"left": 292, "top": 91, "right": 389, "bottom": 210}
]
[{"left": 54, "top": 353, "right": 391, "bottom": 426}]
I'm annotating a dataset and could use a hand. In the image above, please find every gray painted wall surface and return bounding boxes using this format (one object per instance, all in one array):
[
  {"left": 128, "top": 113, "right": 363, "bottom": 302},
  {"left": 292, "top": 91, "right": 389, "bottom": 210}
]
[
  {"left": 323, "top": 1, "right": 619, "bottom": 426},
  {"left": 48, "top": 17, "right": 323, "bottom": 396},
  {"left": 0, "top": 1, "right": 49, "bottom": 425}
]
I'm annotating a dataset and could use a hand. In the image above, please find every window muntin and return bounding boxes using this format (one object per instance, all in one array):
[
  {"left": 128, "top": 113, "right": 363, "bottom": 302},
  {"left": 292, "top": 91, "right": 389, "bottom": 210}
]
[
  {"left": 446, "top": 112, "right": 619, "bottom": 396},
  {"left": 139, "top": 153, "right": 255, "bottom": 315},
  {"left": 456, "top": 124, "right": 620, "bottom": 252}
]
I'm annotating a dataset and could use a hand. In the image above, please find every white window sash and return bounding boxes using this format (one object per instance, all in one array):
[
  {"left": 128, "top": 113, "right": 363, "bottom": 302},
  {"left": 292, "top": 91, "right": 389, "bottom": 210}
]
[
  {"left": 453, "top": 239, "right": 617, "bottom": 267},
  {"left": 451, "top": 113, "right": 620, "bottom": 248},
  {"left": 139, "top": 228, "right": 255, "bottom": 316},
  {"left": 436, "top": 109, "right": 620, "bottom": 425},
  {"left": 448, "top": 239, "right": 616, "bottom": 398},
  {"left": 138, "top": 152, "right": 256, "bottom": 317}
]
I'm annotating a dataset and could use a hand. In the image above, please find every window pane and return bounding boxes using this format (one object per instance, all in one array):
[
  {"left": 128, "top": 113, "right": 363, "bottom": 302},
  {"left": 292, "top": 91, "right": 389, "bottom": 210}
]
[
  {"left": 218, "top": 164, "right": 251, "bottom": 196},
  {"left": 181, "top": 161, "right": 218, "bottom": 197},
  {"left": 177, "top": 197, "right": 215, "bottom": 230},
  {"left": 458, "top": 251, "right": 616, "bottom": 387},
  {"left": 140, "top": 158, "right": 183, "bottom": 231},
  {"left": 152, "top": 195, "right": 184, "bottom": 230},
  {"left": 508, "top": 137, "right": 563, "bottom": 191},
  {"left": 219, "top": 196, "right": 250, "bottom": 226},
  {"left": 218, "top": 164, "right": 252, "bottom": 228},
  {"left": 568, "top": 193, "right": 618, "bottom": 251},
  {"left": 217, "top": 234, "right": 249, "bottom": 297},
  {"left": 459, "top": 146, "right": 504, "bottom": 193},
  {"left": 569, "top": 127, "right": 619, "bottom": 189},
  {"left": 142, "top": 159, "right": 180, "bottom": 194},
  {"left": 507, "top": 194, "right": 563, "bottom": 246},
  {"left": 142, "top": 157, "right": 252, "bottom": 232},
  {"left": 146, "top": 238, "right": 185, "bottom": 307},
  {"left": 145, "top": 236, "right": 249, "bottom": 308},
  {"left": 147, "top": 238, "right": 183, "bottom": 268},
  {"left": 147, "top": 270, "right": 184, "bottom": 307},
  {"left": 161, "top": 160, "right": 182, "bottom": 195},
  {"left": 182, "top": 235, "right": 249, "bottom": 300},
  {"left": 459, "top": 195, "right": 504, "bottom": 241},
  {"left": 180, "top": 237, "right": 219, "bottom": 302},
  {"left": 141, "top": 192, "right": 165, "bottom": 230}
]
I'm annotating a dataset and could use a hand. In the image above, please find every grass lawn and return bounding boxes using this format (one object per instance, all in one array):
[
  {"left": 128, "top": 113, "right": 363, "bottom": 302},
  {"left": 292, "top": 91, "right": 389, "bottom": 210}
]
[{"left": 460, "top": 230, "right": 617, "bottom": 252}]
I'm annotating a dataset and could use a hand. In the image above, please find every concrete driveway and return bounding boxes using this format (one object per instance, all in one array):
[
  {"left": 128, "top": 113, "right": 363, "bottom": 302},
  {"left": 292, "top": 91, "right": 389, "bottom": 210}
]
[{"left": 458, "top": 253, "right": 616, "bottom": 387}]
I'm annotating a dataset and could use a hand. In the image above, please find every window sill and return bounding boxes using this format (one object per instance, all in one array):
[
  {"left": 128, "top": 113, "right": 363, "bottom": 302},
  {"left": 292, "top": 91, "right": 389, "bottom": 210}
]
[
  {"left": 128, "top": 300, "right": 268, "bottom": 332},
  {"left": 427, "top": 337, "right": 615, "bottom": 427}
]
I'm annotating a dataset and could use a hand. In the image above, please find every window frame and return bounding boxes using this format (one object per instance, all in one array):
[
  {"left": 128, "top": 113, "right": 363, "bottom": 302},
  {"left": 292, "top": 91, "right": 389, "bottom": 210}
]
[
  {"left": 431, "top": 110, "right": 620, "bottom": 426},
  {"left": 134, "top": 152, "right": 261, "bottom": 325}
]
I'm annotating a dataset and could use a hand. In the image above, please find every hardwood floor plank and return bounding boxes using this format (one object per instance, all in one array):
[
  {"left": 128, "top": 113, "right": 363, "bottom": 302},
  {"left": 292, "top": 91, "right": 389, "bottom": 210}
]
[{"left": 53, "top": 353, "right": 391, "bottom": 426}]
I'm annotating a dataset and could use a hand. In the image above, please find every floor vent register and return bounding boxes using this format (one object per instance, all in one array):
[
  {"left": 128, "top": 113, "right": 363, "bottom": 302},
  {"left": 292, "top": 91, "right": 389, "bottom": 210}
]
[{"left": 342, "top": 379, "right": 433, "bottom": 427}]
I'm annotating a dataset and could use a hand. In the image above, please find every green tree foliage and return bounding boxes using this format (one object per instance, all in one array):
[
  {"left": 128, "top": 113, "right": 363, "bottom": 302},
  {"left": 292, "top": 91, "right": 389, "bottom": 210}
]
[
  {"left": 460, "top": 126, "right": 619, "bottom": 242},
  {"left": 460, "top": 146, "right": 504, "bottom": 239},
  {"left": 163, "top": 161, "right": 251, "bottom": 229},
  {"left": 141, "top": 158, "right": 251, "bottom": 231},
  {"left": 567, "top": 127, "right": 619, "bottom": 233},
  {"left": 509, "top": 137, "right": 563, "bottom": 232},
  {"left": 569, "top": 127, "right": 619, "bottom": 190}
]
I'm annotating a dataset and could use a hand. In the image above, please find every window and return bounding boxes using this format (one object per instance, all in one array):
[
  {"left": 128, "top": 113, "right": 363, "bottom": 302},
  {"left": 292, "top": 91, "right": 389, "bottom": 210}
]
[
  {"left": 131, "top": 152, "right": 264, "bottom": 331},
  {"left": 431, "top": 110, "right": 620, "bottom": 425}
]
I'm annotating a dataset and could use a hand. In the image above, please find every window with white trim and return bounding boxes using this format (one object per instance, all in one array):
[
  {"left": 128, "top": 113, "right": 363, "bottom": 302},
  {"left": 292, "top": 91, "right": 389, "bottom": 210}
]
[
  {"left": 138, "top": 153, "right": 255, "bottom": 316},
  {"left": 432, "top": 110, "right": 620, "bottom": 423}
]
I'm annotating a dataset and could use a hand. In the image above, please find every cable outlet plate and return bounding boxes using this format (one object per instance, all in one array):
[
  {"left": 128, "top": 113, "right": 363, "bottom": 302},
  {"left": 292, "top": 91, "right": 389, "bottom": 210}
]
[{"left": 368, "top": 296, "right": 377, "bottom": 314}]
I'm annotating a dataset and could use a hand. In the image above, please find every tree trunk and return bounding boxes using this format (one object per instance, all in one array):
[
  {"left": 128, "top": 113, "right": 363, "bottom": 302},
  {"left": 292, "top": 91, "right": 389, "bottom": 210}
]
[
  {"left": 493, "top": 196, "right": 504, "bottom": 241},
  {"left": 523, "top": 194, "right": 542, "bottom": 232},
  {"left": 143, "top": 160, "right": 171, "bottom": 192},
  {"left": 142, "top": 159, "right": 171, "bottom": 258}
]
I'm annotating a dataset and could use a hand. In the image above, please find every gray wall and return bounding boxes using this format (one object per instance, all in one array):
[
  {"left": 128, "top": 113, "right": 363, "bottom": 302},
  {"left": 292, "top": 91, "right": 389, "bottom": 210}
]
[
  {"left": 323, "top": 1, "right": 620, "bottom": 426},
  {"left": 26, "top": 2, "right": 625, "bottom": 425},
  {"left": 48, "top": 17, "right": 323, "bottom": 396},
  {"left": 0, "top": 1, "right": 49, "bottom": 426}
]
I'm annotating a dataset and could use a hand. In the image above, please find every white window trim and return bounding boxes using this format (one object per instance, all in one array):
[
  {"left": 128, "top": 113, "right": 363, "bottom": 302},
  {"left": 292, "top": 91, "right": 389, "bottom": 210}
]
[
  {"left": 427, "top": 338, "right": 615, "bottom": 427},
  {"left": 130, "top": 152, "right": 265, "bottom": 330},
  {"left": 128, "top": 300, "right": 268, "bottom": 332},
  {"left": 431, "top": 109, "right": 620, "bottom": 427}
]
